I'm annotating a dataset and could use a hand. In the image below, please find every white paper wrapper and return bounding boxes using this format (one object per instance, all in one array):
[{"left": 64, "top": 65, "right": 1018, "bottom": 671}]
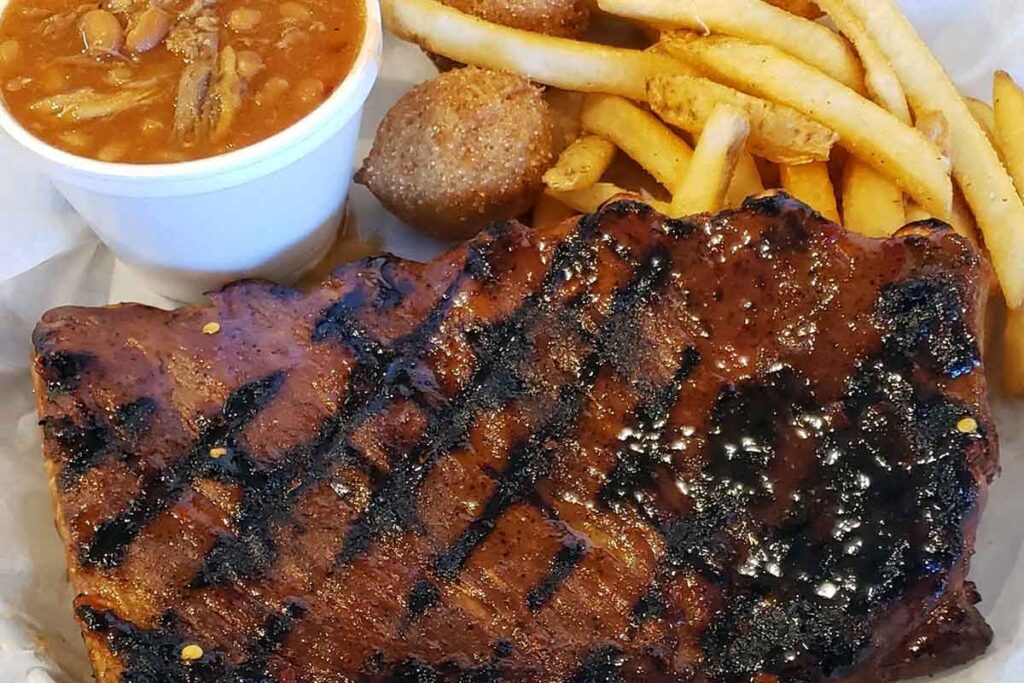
[{"left": 1, "top": 3, "right": 1022, "bottom": 680}]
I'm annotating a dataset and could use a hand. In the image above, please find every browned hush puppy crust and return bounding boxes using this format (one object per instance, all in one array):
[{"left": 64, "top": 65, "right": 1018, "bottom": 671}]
[
  {"left": 442, "top": 0, "right": 590, "bottom": 37},
  {"left": 356, "top": 67, "right": 556, "bottom": 240}
]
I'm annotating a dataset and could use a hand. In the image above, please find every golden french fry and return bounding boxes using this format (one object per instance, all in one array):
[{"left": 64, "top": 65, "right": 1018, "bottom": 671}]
[
  {"left": 815, "top": 0, "right": 909, "bottom": 123},
  {"left": 965, "top": 97, "right": 998, "bottom": 144},
  {"left": 543, "top": 135, "right": 617, "bottom": 192},
  {"left": 547, "top": 183, "right": 670, "bottom": 214},
  {"left": 963, "top": 96, "right": 1005, "bottom": 167},
  {"left": 647, "top": 74, "right": 837, "bottom": 164},
  {"left": 725, "top": 151, "right": 764, "bottom": 208},
  {"left": 532, "top": 193, "right": 578, "bottom": 229},
  {"left": 905, "top": 110, "right": 952, "bottom": 223},
  {"left": 994, "top": 70, "right": 1024, "bottom": 198},
  {"left": 841, "top": 160, "right": 905, "bottom": 237},
  {"left": 596, "top": 0, "right": 863, "bottom": 91},
  {"left": 670, "top": 105, "right": 751, "bottom": 217},
  {"left": 781, "top": 162, "right": 839, "bottom": 222},
  {"left": 580, "top": 94, "right": 693, "bottom": 190},
  {"left": 1005, "top": 308, "right": 1024, "bottom": 396},
  {"left": 659, "top": 33, "right": 951, "bottom": 219},
  {"left": 381, "top": 0, "right": 692, "bottom": 101},
  {"left": 844, "top": 0, "right": 1024, "bottom": 308}
]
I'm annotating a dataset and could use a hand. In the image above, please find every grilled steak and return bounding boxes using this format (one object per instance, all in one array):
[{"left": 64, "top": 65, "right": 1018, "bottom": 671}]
[{"left": 32, "top": 195, "right": 996, "bottom": 682}]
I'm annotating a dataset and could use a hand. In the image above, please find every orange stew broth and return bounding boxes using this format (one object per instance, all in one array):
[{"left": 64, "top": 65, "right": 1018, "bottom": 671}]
[{"left": 0, "top": 0, "right": 364, "bottom": 162}]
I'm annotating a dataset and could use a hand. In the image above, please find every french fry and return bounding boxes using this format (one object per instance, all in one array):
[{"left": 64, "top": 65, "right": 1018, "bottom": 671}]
[
  {"left": 905, "top": 110, "right": 952, "bottom": 223},
  {"left": 994, "top": 70, "right": 1024, "bottom": 198},
  {"left": 992, "top": 72, "right": 1024, "bottom": 394},
  {"left": 380, "top": 0, "right": 693, "bottom": 102},
  {"left": 725, "top": 151, "right": 765, "bottom": 208},
  {"left": 659, "top": 33, "right": 952, "bottom": 219},
  {"left": 596, "top": 0, "right": 863, "bottom": 91},
  {"left": 670, "top": 105, "right": 751, "bottom": 217},
  {"left": 780, "top": 162, "right": 839, "bottom": 223},
  {"left": 532, "top": 193, "right": 578, "bottom": 229},
  {"left": 580, "top": 94, "right": 693, "bottom": 190},
  {"left": 647, "top": 74, "right": 837, "bottom": 164},
  {"left": 841, "top": 161, "right": 905, "bottom": 237},
  {"left": 543, "top": 135, "right": 617, "bottom": 192},
  {"left": 547, "top": 183, "right": 670, "bottom": 214},
  {"left": 815, "top": 0, "right": 910, "bottom": 123},
  {"left": 844, "top": 0, "right": 1024, "bottom": 308},
  {"left": 965, "top": 97, "right": 997, "bottom": 144}
]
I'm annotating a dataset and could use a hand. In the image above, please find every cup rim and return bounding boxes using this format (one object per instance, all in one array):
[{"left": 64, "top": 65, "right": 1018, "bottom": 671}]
[{"left": 0, "top": 0, "right": 381, "bottom": 183}]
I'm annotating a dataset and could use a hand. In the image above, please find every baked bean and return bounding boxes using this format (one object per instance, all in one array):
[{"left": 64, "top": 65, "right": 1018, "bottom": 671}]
[
  {"left": 79, "top": 9, "right": 123, "bottom": 56},
  {"left": 279, "top": 2, "right": 311, "bottom": 21},
  {"left": 227, "top": 7, "right": 261, "bottom": 32},
  {"left": 0, "top": 39, "right": 19, "bottom": 71},
  {"left": 97, "top": 140, "right": 128, "bottom": 161},
  {"left": 58, "top": 129, "right": 90, "bottom": 148},
  {"left": 254, "top": 75, "right": 289, "bottom": 106},
  {"left": 5, "top": 75, "right": 31, "bottom": 91},
  {"left": 105, "top": 65, "right": 133, "bottom": 86},
  {"left": 140, "top": 117, "right": 163, "bottom": 134},
  {"left": 236, "top": 50, "right": 264, "bottom": 80},
  {"left": 125, "top": 6, "right": 171, "bottom": 53},
  {"left": 293, "top": 77, "right": 323, "bottom": 105}
]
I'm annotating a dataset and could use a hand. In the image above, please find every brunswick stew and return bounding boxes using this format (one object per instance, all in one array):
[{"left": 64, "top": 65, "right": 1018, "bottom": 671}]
[{"left": 0, "top": 0, "right": 364, "bottom": 162}]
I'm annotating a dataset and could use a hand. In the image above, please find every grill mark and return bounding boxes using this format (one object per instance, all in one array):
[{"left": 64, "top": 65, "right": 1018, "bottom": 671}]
[
  {"left": 113, "top": 396, "right": 158, "bottom": 436},
  {"left": 567, "top": 645, "right": 625, "bottom": 683},
  {"left": 336, "top": 220, "right": 602, "bottom": 566},
  {"left": 78, "top": 372, "right": 285, "bottom": 569},
  {"left": 599, "top": 346, "right": 702, "bottom": 512},
  {"left": 77, "top": 601, "right": 306, "bottom": 682},
  {"left": 526, "top": 536, "right": 588, "bottom": 611},
  {"left": 406, "top": 578, "right": 442, "bottom": 620},
  {"left": 37, "top": 350, "right": 92, "bottom": 394},
  {"left": 465, "top": 242, "right": 497, "bottom": 283},
  {"left": 434, "top": 246, "right": 673, "bottom": 582},
  {"left": 391, "top": 659, "right": 441, "bottom": 681},
  {"left": 45, "top": 396, "right": 158, "bottom": 490},
  {"left": 43, "top": 413, "right": 115, "bottom": 490},
  {"left": 629, "top": 584, "right": 665, "bottom": 626}
]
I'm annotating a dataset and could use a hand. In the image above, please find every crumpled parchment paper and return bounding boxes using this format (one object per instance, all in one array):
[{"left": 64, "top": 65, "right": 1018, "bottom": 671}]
[{"left": 1, "top": 5, "right": 1022, "bottom": 680}]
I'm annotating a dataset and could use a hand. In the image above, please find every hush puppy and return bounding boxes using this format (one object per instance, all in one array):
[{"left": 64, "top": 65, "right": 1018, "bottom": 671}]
[{"left": 356, "top": 67, "right": 556, "bottom": 240}]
